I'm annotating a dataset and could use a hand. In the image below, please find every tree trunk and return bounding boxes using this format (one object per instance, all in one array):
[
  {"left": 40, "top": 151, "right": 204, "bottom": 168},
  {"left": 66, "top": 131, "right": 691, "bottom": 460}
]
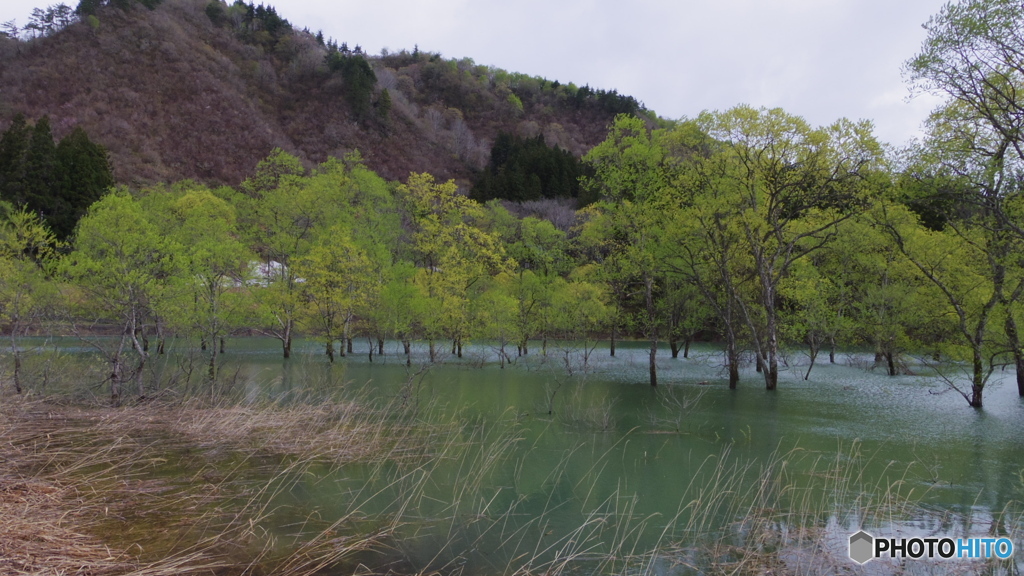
[
  {"left": 220, "top": 337, "right": 226, "bottom": 354},
  {"left": 110, "top": 356, "right": 123, "bottom": 407},
  {"left": 326, "top": 340, "right": 335, "bottom": 363},
  {"left": 683, "top": 337, "right": 691, "bottom": 359},
  {"left": 829, "top": 336, "right": 836, "bottom": 364},
  {"left": 726, "top": 333, "right": 739, "bottom": 390},
  {"left": 970, "top": 384, "right": 983, "bottom": 408},
  {"left": 209, "top": 347, "right": 218, "bottom": 382},
  {"left": 368, "top": 338, "right": 374, "bottom": 362},
  {"left": 970, "top": 349, "right": 984, "bottom": 408},
  {"left": 670, "top": 338, "right": 680, "bottom": 359},
  {"left": 378, "top": 338, "right": 385, "bottom": 355},
  {"left": 804, "top": 343, "right": 818, "bottom": 381},
  {"left": 13, "top": 351, "right": 22, "bottom": 394},
  {"left": 129, "top": 327, "right": 149, "bottom": 398},
  {"left": 645, "top": 275, "right": 657, "bottom": 387},
  {"left": 649, "top": 339, "right": 658, "bottom": 387},
  {"left": 886, "top": 352, "right": 896, "bottom": 376},
  {"left": 610, "top": 325, "right": 616, "bottom": 357},
  {"left": 429, "top": 340, "right": 436, "bottom": 362},
  {"left": 9, "top": 332, "right": 22, "bottom": 394},
  {"left": 766, "top": 361, "right": 778, "bottom": 391},
  {"left": 1005, "top": 315, "right": 1024, "bottom": 397},
  {"left": 403, "top": 339, "right": 411, "bottom": 366},
  {"left": 347, "top": 337, "right": 353, "bottom": 354},
  {"left": 457, "top": 338, "right": 463, "bottom": 358},
  {"left": 283, "top": 332, "right": 292, "bottom": 359},
  {"left": 521, "top": 339, "right": 528, "bottom": 355}
]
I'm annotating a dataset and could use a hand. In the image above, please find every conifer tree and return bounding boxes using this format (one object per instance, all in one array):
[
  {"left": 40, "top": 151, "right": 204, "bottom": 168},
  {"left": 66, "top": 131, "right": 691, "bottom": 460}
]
[
  {"left": 22, "top": 116, "right": 55, "bottom": 221},
  {"left": 52, "top": 126, "right": 113, "bottom": 239},
  {"left": 0, "top": 114, "right": 29, "bottom": 206}
]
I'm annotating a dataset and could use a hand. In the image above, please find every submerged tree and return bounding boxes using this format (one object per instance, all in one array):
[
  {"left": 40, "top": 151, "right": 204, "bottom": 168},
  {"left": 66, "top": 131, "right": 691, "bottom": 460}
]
[
  {"left": 686, "top": 107, "right": 885, "bottom": 391},
  {"left": 0, "top": 209, "right": 59, "bottom": 394},
  {"left": 62, "top": 191, "right": 176, "bottom": 406},
  {"left": 905, "top": 0, "right": 1024, "bottom": 398}
]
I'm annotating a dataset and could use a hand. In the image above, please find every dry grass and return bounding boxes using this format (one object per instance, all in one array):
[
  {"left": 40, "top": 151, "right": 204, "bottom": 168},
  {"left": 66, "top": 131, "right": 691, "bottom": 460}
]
[
  {"left": 0, "top": 477, "right": 135, "bottom": 575},
  {"left": 0, "top": 395, "right": 422, "bottom": 576}
]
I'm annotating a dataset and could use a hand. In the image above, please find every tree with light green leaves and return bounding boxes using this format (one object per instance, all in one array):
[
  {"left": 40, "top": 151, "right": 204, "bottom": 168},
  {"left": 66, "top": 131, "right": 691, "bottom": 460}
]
[
  {"left": 878, "top": 199, "right": 1017, "bottom": 408},
  {"left": 163, "top": 186, "right": 252, "bottom": 381},
  {"left": 905, "top": 0, "right": 1024, "bottom": 397},
  {"left": 0, "top": 208, "right": 59, "bottom": 394},
  {"left": 474, "top": 274, "right": 519, "bottom": 368},
  {"left": 401, "top": 172, "right": 512, "bottom": 360},
  {"left": 294, "top": 224, "right": 373, "bottom": 363},
  {"left": 684, "top": 106, "right": 886, "bottom": 390},
  {"left": 373, "top": 261, "right": 426, "bottom": 365},
  {"left": 62, "top": 190, "right": 177, "bottom": 405},
  {"left": 237, "top": 153, "right": 343, "bottom": 359},
  {"left": 547, "top": 278, "right": 610, "bottom": 375},
  {"left": 581, "top": 114, "right": 681, "bottom": 386}
]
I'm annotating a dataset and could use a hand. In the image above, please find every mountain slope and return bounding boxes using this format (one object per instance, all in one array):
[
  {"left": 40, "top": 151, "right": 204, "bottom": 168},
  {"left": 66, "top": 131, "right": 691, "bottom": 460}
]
[{"left": 0, "top": 0, "right": 652, "bottom": 187}]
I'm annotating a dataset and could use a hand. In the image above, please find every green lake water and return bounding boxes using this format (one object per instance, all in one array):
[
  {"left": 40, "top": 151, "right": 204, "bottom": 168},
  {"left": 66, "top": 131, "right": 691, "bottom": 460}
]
[{"left": 20, "top": 337, "right": 1024, "bottom": 574}]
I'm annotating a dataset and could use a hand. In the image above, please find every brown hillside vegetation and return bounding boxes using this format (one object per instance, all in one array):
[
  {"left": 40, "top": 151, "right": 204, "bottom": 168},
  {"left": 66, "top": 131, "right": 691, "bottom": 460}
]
[{"left": 0, "top": 0, "right": 649, "bottom": 187}]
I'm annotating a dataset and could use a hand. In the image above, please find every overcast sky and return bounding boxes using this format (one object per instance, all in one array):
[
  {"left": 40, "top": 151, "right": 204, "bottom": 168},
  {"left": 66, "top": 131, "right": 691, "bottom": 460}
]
[{"left": 3, "top": 0, "right": 950, "bottom": 147}]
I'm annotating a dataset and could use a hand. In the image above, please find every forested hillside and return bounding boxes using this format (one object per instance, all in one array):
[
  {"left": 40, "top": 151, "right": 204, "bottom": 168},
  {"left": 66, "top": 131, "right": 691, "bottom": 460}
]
[{"left": 0, "top": 0, "right": 651, "bottom": 187}]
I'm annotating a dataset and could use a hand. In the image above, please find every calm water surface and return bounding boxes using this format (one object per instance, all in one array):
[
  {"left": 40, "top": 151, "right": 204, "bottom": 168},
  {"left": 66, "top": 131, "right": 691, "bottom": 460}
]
[{"left": 26, "top": 337, "right": 1024, "bottom": 573}]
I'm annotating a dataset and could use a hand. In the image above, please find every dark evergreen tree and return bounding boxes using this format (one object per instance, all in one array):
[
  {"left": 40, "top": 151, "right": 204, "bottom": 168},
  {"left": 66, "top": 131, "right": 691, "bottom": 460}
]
[
  {"left": 326, "top": 53, "right": 376, "bottom": 119},
  {"left": 471, "top": 132, "right": 585, "bottom": 202},
  {"left": 52, "top": 126, "right": 113, "bottom": 239},
  {"left": 76, "top": 0, "right": 104, "bottom": 16},
  {"left": 0, "top": 114, "right": 30, "bottom": 206},
  {"left": 205, "top": 1, "right": 227, "bottom": 26},
  {"left": 22, "top": 116, "right": 56, "bottom": 220},
  {"left": 377, "top": 88, "right": 392, "bottom": 122}
]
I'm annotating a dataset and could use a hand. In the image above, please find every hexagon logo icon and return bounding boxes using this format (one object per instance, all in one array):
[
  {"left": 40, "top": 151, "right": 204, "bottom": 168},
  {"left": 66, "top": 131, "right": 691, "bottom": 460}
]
[{"left": 849, "top": 530, "right": 874, "bottom": 564}]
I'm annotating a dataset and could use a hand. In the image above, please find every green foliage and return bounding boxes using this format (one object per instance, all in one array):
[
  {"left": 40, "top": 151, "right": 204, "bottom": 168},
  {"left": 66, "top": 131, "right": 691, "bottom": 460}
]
[
  {"left": 326, "top": 52, "right": 377, "bottom": 119},
  {"left": 0, "top": 209, "right": 59, "bottom": 393},
  {"left": 240, "top": 147, "right": 304, "bottom": 197},
  {"left": 0, "top": 115, "right": 29, "bottom": 206},
  {"left": 0, "top": 117, "right": 113, "bottom": 240},
  {"left": 52, "top": 126, "right": 114, "bottom": 239},
  {"left": 294, "top": 224, "right": 374, "bottom": 361},
  {"left": 237, "top": 2, "right": 291, "bottom": 45},
  {"left": 376, "top": 88, "right": 392, "bottom": 122},
  {"left": 472, "top": 132, "right": 585, "bottom": 202},
  {"left": 568, "top": 84, "right": 642, "bottom": 116},
  {"left": 205, "top": 1, "right": 227, "bottom": 27},
  {"left": 62, "top": 190, "right": 178, "bottom": 403},
  {"left": 23, "top": 116, "right": 56, "bottom": 221},
  {"left": 75, "top": 0, "right": 103, "bottom": 15},
  {"left": 401, "top": 172, "right": 512, "bottom": 349},
  {"left": 581, "top": 114, "right": 675, "bottom": 204}
]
